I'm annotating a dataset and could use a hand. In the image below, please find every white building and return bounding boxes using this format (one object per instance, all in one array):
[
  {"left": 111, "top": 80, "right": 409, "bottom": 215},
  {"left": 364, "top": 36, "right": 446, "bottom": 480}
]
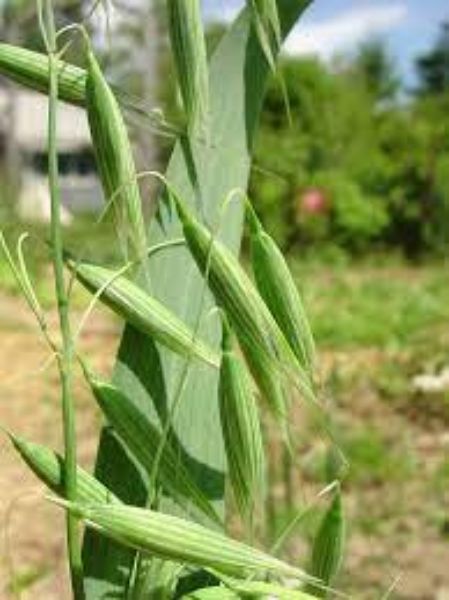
[{"left": 0, "top": 87, "right": 102, "bottom": 223}]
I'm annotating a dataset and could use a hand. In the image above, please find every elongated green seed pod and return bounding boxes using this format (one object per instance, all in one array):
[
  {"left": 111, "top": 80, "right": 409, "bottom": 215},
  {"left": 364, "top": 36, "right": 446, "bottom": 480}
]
[
  {"left": 65, "top": 256, "right": 219, "bottom": 368},
  {"left": 307, "top": 489, "right": 345, "bottom": 597},
  {"left": 170, "top": 192, "right": 315, "bottom": 416},
  {"left": 167, "top": 0, "right": 209, "bottom": 132},
  {"left": 184, "top": 579, "right": 319, "bottom": 599},
  {"left": 86, "top": 49, "right": 147, "bottom": 265},
  {"left": 247, "top": 203, "right": 316, "bottom": 375},
  {"left": 182, "top": 588, "right": 237, "bottom": 599},
  {"left": 0, "top": 43, "right": 86, "bottom": 105},
  {"left": 54, "top": 501, "right": 314, "bottom": 582},
  {"left": 229, "top": 580, "right": 318, "bottom": 599},
  {"left": 87, "top": 374, "right": 221, "bottom": 525},
  {"left": 219, "top": 317, "right": 265, "bottom": 518},
  {"left": 9, "top": 433, "right": 119, "bottom": 504}
]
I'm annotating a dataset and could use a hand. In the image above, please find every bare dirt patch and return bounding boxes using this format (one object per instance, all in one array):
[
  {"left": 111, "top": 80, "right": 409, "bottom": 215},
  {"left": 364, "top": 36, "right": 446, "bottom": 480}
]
[
  {"left": 0, "top": 292, "right": 119, "bottom": 598},
  {"left": 1, "top": 291, "right": 449, "bottom": 599}
]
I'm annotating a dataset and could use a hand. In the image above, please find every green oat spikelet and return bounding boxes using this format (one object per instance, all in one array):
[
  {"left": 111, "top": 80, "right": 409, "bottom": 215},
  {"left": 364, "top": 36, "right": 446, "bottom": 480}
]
[
  {"left": 9, "top": 433, "right": 119, "bottom": 504},
  {"left": 86, "top": 48, "right": 147, "bottom": 266},
  {"left": 184, "top": 577, "right": 319, "bottom": 599},
  {"left": 169, "top": 190, "right": 315, "bottom": 420},
  {"left": 54, "top": 500, "right": 314, "bottom": 582},
  {"left": 86, "top": 374, "right": 221, "bottom": 525},
  {"left": 307, "top": 487, "right": 345, "bottom": 597},
  {"left": 219, "top": 316, "right": 265, "bottom": 520},
  {"left": 65, "top": 256, "right": 219, "bottom": 368},
  {"left": 247, "top": 202, "right": 316, "bottom": 375},
  {"left": 0, "top": 43, "right": 86, "bottom": 105},
  {"left": 166, "top": 0, "right": 209, "bottom": 133}
]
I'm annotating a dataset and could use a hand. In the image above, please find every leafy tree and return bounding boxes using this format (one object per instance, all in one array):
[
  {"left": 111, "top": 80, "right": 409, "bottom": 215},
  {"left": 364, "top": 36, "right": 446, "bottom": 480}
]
[
  {"left": 352, "top": 39, "right": 400, "bottom": 101},
  {"left": 415, "top": 22, "right": 449, "bottom": 95}
]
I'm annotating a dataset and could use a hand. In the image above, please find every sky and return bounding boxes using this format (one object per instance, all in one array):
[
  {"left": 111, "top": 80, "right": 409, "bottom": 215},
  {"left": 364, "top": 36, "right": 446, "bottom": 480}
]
[{"left": 203, "top": 1, "right": 448, "bottom": 85}]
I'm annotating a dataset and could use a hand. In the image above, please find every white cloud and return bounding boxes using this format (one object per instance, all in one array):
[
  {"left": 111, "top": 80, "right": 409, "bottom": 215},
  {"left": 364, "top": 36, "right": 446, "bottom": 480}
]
[{"left": 285, "top": 3, "right": 408, "bottom": 59}]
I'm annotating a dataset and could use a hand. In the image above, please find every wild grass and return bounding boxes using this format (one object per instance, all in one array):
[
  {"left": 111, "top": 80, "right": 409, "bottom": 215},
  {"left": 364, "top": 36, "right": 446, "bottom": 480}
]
[
  {"left": 1, "top": 2, "right": 341, "bottom": 599},
  {"left": 4, "top": 0, "right": 447, "bottom": 597}
]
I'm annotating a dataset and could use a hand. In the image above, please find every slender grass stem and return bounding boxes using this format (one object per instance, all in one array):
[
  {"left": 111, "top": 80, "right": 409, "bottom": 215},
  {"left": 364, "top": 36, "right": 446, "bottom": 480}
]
[{"left": 41, "top": 0, "right": 84, "bottom": 596}]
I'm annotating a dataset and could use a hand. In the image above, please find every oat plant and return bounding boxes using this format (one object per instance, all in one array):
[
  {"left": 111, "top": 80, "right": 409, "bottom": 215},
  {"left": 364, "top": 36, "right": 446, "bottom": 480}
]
[{"left": 0, "top": 1, "right": 346, "bottom": 598}]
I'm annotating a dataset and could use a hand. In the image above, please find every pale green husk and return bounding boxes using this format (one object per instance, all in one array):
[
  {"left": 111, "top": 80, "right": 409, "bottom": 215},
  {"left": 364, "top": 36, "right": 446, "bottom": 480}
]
[
  {"left": 219, "top": 317, "right": 265, "bottom": 517},
  {"left": 10, "top": 433, "right": 118, "bottom": 504},
  {"left": 55, "top": 501, "right": 314, "bottom": 582},
  {"left": 307, "top": 489, "right": 345, "bottom": 597},
  {"left": 0, "top": 42, "right": 86, "bottom": 105},
  {"left": 247, "top": 203, "right": 316, "bottom": 375},
  {"left": 65, "top": 256, "right": 219, "bottom": 368},
  {"left": 170, "top": 191, "right": 316, "bottom": 415},
  {"left": 86, "top": 49, "right": 147, "bottom": 265},
  {"left": 166, "top": 0, "right": 209, "bottom": 132}
]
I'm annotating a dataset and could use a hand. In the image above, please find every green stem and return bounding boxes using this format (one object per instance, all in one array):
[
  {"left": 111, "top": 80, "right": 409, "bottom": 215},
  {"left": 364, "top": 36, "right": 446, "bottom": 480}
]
[{"left": 42, "top": 0, "right": 84, "bottom": 596}]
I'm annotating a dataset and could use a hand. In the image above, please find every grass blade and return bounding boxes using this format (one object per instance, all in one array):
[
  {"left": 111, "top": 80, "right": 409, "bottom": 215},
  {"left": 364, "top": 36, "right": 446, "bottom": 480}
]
[{"left": 250, "top": 0, "right": 282, "bottom": 72}]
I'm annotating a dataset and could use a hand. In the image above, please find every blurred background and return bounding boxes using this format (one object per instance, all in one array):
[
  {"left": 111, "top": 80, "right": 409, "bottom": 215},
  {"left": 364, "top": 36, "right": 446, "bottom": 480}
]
[{"left": 1, "top": 1, "right": 449, "bottom": 598}]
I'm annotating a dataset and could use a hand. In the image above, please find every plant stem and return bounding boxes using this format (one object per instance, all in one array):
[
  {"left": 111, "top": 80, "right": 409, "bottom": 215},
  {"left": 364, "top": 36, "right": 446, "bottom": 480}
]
[{"left": 42, "top": 0, "right": 84, "bottom": 596}]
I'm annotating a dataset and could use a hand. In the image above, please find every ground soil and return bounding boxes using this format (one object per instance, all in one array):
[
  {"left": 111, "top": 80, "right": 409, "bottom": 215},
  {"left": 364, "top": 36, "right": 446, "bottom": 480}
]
[{"left": 1, "top": 290, "right": 449, "bottom": 599}]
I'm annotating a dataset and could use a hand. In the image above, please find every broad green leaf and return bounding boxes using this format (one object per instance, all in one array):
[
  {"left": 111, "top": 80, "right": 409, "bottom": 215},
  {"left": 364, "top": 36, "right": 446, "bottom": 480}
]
[
  {"left": 87, "top": 374, "right": 222, "bottom": 525},
  {"left": 82, "top": 2, "right": 313, "bottom": 597}
]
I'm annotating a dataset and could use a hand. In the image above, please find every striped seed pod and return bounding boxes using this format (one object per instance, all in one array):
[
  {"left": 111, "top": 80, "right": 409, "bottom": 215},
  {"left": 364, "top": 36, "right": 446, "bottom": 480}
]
[
  {"left": 219, "top": 317, "right": 265, "bottom": 518},
  {"left": 185, "top": 579, "right": 319, "bottom": 599},
  {"left": 10, "top": 433, "right": 119, "bottom": 504},
  {"left": 308, "top": 488, "right": 345, "bottom": 597},
  {"left": 86, "top": 48, "right": 147, "bottom": 265},
  {"left": 166, "top": 0, "right": 209, "bottom": 133},
  {"left": 170, "top": 192, "right": 315, "bottom": 417},
  {"left": 65, "top": 256, "right": 219, "bottom": 368},
  {"left": 183, "top": 588, "right": 237, "bottom": 599},
  {"left": 0, "top": 43, "right": 86, "bottom": 106},
  {"left": 226, "top": 580, "right": 318, "bottom": 599},
  {"left": 247, "top": 202, "right": 316, "bottom": 376},
  {"left": 55, "top": 500, "right": 314, "bottom": 582},
  {"left": 88, "top": 375, "right": 221, "bottom": 525}
]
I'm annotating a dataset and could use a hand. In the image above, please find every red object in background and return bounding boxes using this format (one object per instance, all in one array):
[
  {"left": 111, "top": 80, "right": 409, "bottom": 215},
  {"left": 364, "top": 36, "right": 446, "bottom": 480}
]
[{"left": 301, "top": 188, "right": 328, "bottom": 215}]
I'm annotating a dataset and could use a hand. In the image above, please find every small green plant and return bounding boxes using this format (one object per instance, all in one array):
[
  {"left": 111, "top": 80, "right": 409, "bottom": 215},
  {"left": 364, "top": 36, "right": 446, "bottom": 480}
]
[{"left": 0, "top": 1, "right": 346, "bottom": 598}]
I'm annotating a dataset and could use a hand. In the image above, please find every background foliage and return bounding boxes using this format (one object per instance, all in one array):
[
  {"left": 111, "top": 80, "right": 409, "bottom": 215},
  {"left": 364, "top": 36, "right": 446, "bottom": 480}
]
[{"left": 247, "top": 23, "right": 449, "bottom": 255}]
